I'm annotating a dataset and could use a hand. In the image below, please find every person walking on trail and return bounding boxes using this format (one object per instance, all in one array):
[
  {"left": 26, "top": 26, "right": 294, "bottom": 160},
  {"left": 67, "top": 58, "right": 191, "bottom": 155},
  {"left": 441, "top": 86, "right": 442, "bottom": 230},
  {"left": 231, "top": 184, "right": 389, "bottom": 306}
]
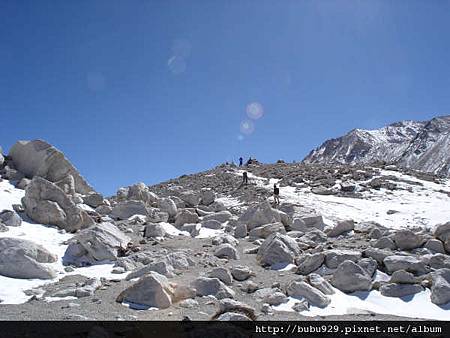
[
  {"left": 239, "top": 157, "right": 243, "bottom": 167},
  {"left": 242, "top": 171, "right": 249, "bottom": 185},
  {"left": 273, "top": 183, "right": 280, "bottom": 204}
]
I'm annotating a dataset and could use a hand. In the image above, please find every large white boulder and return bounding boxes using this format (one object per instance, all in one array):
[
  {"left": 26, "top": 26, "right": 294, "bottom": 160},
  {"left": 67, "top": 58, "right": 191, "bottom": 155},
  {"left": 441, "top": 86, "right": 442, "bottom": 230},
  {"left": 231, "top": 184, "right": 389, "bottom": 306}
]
[
  {"left": 330, "top": 260, "right": 372, "bottom": 293},
  {"left": 238, "top": 200, "right": 281, "bottom": 230},
  {"left": 110, "top": 200, "right": 148, "bottom": 220},
  {"left": 256, "top": 233, "right": 300, "bottom": 266}
]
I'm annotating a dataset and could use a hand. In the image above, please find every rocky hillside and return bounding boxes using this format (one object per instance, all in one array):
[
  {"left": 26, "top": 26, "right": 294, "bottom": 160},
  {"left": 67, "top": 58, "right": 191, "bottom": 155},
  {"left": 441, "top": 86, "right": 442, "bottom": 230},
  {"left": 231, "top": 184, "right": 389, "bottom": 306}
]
[
  {"left": 0, "top": 140, "right": 449, "bottom": 322},
  {"left": 303, "top": 115, "right": 450, "bottom": 177}
]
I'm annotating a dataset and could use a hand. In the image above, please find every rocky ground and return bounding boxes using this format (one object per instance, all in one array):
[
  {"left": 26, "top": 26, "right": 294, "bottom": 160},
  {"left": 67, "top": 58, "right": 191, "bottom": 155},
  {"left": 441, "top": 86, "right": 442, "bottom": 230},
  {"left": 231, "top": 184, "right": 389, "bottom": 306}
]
[{"left": 0, "top": 140, "right": 450, "bottom": 321}]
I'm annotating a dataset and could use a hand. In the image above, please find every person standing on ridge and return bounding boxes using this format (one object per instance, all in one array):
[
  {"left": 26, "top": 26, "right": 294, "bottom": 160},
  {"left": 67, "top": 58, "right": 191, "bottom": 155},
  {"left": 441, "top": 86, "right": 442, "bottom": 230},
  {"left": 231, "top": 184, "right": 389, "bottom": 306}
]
[
  {"left": 239, "top": 157, "right": 243, "bottom": 167},
  {"left": 273, "top": 183, "right": 280, "bottom": 205},
  {"left": 243, "top": 171, "right": 248, "bottom": 185}
]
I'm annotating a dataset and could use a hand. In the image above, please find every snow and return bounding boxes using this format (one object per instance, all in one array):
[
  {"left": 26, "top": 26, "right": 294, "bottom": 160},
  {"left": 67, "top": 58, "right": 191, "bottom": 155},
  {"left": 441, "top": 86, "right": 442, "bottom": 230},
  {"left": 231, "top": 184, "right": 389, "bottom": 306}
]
[
  {"left": 0, "top": 180, "right": 128, "bottom": 304},
  {"left": 274, "top": 287, "right": 450, "bottom": 321}
]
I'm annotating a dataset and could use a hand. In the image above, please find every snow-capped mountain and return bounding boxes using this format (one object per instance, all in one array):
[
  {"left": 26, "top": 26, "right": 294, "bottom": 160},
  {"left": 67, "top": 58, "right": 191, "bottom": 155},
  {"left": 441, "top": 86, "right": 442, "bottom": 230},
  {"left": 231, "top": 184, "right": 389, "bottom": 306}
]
[{"left": 303, "top": 116, "right": 450, "bottom": 176}]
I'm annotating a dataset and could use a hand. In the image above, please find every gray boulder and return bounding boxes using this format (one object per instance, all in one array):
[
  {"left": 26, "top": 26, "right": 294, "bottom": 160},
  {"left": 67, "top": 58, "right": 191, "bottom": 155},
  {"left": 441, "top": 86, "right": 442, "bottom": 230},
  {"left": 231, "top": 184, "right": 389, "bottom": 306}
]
[
  {"left": 234, "top": 223, "right": 248, "bottom": 238},
  {"left": 0, "top": 210, "right": 22, "bottom": 227},
  {"left": 144, "top": 223, "right": 166, "bottom": 238},
  {"left": 286, "top": 281, "right": 330, "bottom": 307},
  {"left": 203, "top": 210, "right": 232, "bottom": 224},
  {"left": 363, "top": 248, "right": 392, "bottom": 264},
  {"left": 424, "top": 239, "right": 445, "bottom": 254},
  {"left": 23, "top": 176, "right": 94, "bottom": 232},
  {"left": 357, "top": 257, "right": 378, "bottom": 278},
  {"left": 0, "top": 223, "right": 8, "bottom": 232},
  {"left": 238, "top": 200, "right": 281, "bottom": 230},
  {"left": 214, "top": 243, "right": 239, "bottom": 260},
  {"left": 63, "top": 222, "right": 130, "bottom": 266},
  {"left": 127, "top": 183, "right": 158, "bottom": 205},
  {"left": 146, "top": 208, "right": 169, "bottom": 223},
  {"left": 380, "top": 283, "right": 423, "bottom": 298},
  {"left": 308, "top": 273, "right": 334, "bottom": 295},
  {"left": 428, "top": 254, "right": 450, "bottom": 270},
  {"left": 249, "top": 222, "right": 286, "bottom": 239},
  {"left": 325, "top": 249, "right": 362, "bottom": 269},
  {"left": 430, "top": 268, "right": 450, "bottom": 305},
  {"left": 254, "top": 288, "right": 287, "bottom": 305},
  {"left": 392, "top": 230, "right": 424, "bottom": 250},
  {"left": 212, "top": 234, "right": 238, "bottom": 247},
  {"left": 110, "top": 200, "right": 148, "bottom": 220},
  {"left": 326, "top": 220, "right": 354, "bottom": 237},
  {"left": 82, "top": 192, "right": 104, "bottom": 208},
  {"left": 373, "top": 237, "right": 397, "bottom": 250},
  {"left": 208, "top": 267, "right": 233, "bottom": 285},
  {"left": 202, "top": 219, "right": 222, "bottom": 230},
  {"left": 126, "top": 261, "right": 174, "bottom": 279},
  {"left": 9, "top": 140, "right": 94, "bottom": 194},
  {"left": 389, "top": 270, "right": 417, "bottom": 284},
  {"left": 256, "top": 233, "right": 301, "bottom": 266},
  {"left": 330, "top": 260, "right": 372, "bottom": 293},
  {"left": 434, "top": 222, "right": 450, "bottom": 242},
  {"left": 383, "top": 255, "right": 428, "bottom": 275},
  {"left": 0, "top": 237, "right": 57, "bottom": 279},
  {"left": 157, "top": 198, "right": 177, "bottom": 220},
  {"left": 200, "top": 188, "right": 216, "bottom": 206},
  {"left": 174, "top": 209, "right": 199, "bottom": 227},
  {"left": 180, "top": 223, "right": 201, "bottom": 237},
  {"left": 191, "top": 277, "right": 235, "bottom": 299},
  {"left": 296, "top": 253, "right": 324, "bottom": 275},
  {"left": 230, "top": 266, "right": 253, "bottom": 281},
  {"left": 180, "top": 191, "right": 200, "bottom": 207}
]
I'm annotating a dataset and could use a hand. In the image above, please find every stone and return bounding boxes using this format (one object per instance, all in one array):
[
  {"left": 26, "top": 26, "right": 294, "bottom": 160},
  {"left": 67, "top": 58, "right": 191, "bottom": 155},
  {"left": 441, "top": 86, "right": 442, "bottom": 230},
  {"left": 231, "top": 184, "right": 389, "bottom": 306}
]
[
  {"left": 430, "top": 268, "right": 450, "bottom": 305},
  {"left": 0, "top": 237, "right": 57, "bottom": 279},
  {"left": 203, "top": 210, "right": 232, "bottom": 224},
  {"left": 82, "top": 192, "right": 104, "bottom": 208},
  {"left": 292, "top": 299, "right": 309, "bottom": 312},
  {"left": 238, "top": 200, "right": 281, "bottom": 230},
  {"left": 214, "top": 243, "right": 239, "bottom": 260},
  {"left": 23, "top": 176, "right": 95, "bottom": 232},
  {"left": 392, "top": 230, "right": 424, "bottom": 250},
  {"left": 179, "top": 191, "right": 200, "bottom": 207},
  {"left": 95, "top": 205, "right": 112, "bottom": 216},
  {"left": 200, "top": 189, "right": 216, "bottom": 206},
  {"left": 191, "top": 277, "right": 235, "bottom": 299},
  {"left": 286, "top": 281, "right": 330, "bottom": 308},
  {"left": 212, "top": 234, "right": 238, "bottom": 247},
  {"left": 234, "top": 223, "right": 248, "bottom": 238},
  {"left": 117, "top": 272, "right": 193, "bottom": 309},
  {"left": 307, "top": 273, "right": 334, "bottom": 295},
  {"left": 300, "top": 229, "right": 328, "bottom": 244},
  {"left": 383, "top": 255, "right": 428, "bottom": 275},
  {"left": 157, "top": 198, "right": 177, "bottom": 220},
  {"left": 202, "top": 219, "right": 222, "bottom": 230},
  {"left": 127, "top": 183, "right": 158, "bottom": 205},
  {"left": 330, "top": 260, "right": 372, "bottom": 293},
  {"left": 179, "top": 298, "right": 198, "bottom": 308},
  {"left": 144, "top": 223, "right": 166, "bottom": 238},
  {"left": 325, "top": 249, "right": 362, "bottom": 269},
  {"left": 9, "top": 140, "right": 94, "bottom": 194},
  {"left": 174, "top": 209, "right": 199, "bottom": 227},
  {"left": 326, "top": 220, "right": 354, "bottom": 237},
  {"left": 16, "top": 178, "right": 31, "bottom": 190},
  {"left": 216, "top": 312, "right": 251, "bottom": 321},
  {"left": 165, "top": 252, "right": 195, "bottom": 270},
  {"left": 424, "top": 239, "right": 445, "bottom": 254},
  {"left": 293, "top": 213, "right": 325, "bottom": 231},
  {"left": 0, "top": 223, "right": 8, "bottom": 232},
  {"left": 256, "top": 233, "right": 301, "bottom": 266},
  {"left": 215, "top": 298, "right": 256, "bottom": 320},
  {"left": 363, "top": 248, "right": 392, "bottom": 264},
  {"left": 389, "top": 270, "right": 417, "bottom": 284},
  {"left": 146, "top": 208, "right": 169, "bottom": 223},
  {"left": 110, "top": 200, "right": 148, "bottom": 220},
  {"left": 254, "top": 288, "right": 287, "bottom": 305},
  {"left": 357, "top": 258, "right": 378, "bottom": 278},
  {"left": 0, "top": 210, "right": 22, "bottom": 227},
  {"left": 434, "top": 222, "right": 450, "bottom": 242},
  {"left": 248, "top": 222, "right": 286, "bottom": 239},
  {"left": 428, "top": 254, "right": 450, "bottom": 270},
  {"left": 180, "top": 223, "right": 201, "bottom": 237},
  {"left": 63, "top": 222, "right": 130, "bottom": 266},
  {"left": 208, "top": 267, "right": 233, "bottom": 285},
  {"left": 126, "top": 261, "right": 174, "bottom": 279},
  {"left": 373, "top": 237, "right": 397, "bottom": 250},
  {"left": 369, "top": 227, "right": 383, "bottom": 239},
  {"left": 380, "top": 283, "right": 423, "bottom": 298},
  {"left": 296, "top": 253, "right": 324, "bottom": 275},
  {"left": 230, "top": 266, "right": 253, "bottom": 281}
]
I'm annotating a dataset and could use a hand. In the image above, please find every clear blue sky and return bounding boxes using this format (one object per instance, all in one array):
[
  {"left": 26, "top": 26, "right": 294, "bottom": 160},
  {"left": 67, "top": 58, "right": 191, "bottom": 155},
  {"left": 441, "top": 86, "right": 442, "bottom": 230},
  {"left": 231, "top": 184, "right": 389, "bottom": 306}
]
[{"left": 1, "top": 1, "right": 449, "bottom": 195}]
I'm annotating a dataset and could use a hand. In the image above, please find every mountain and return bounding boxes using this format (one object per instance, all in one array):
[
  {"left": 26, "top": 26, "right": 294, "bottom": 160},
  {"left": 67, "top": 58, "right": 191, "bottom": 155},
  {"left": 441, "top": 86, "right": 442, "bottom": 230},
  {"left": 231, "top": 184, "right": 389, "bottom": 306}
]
[{"left": 303, "top": 115, "right": 450, "bottom": 176}]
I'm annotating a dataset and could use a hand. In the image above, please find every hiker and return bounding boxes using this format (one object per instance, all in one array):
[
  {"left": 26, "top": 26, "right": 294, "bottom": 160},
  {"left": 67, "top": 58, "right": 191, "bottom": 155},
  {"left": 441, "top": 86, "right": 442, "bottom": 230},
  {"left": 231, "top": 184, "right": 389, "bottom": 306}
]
[
  {"left": 243, "top": 171, "right": 248, "bottom": 185},
  {"left": 239, "top": 157, "right": 243, "bottom": 167},
  {"left": 246, "top": 157, "right": 253, "bottom": 166},
  {"left": 273, "top": 183, "right": 280, "bottom": 204}
]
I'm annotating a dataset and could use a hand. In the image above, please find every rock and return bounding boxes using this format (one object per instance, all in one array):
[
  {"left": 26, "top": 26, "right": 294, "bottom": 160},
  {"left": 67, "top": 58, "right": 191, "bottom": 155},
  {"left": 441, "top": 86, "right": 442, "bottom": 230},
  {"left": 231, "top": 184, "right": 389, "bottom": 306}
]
[
  {"left": 212, "top": 234, "right": 238, "bottom": 247},
  {"left": 325, "top": 249, "right": 362, "bottom": 269},
  {"left": 249, "top": 222, "right": 286, "bottom": 239},
  {"left": 241, "top": 281, "right": 259, "bottom": 293},
  {"left": 16, "top": 178, "right": 31, "bottom": 190},
  {"left": 208, "top": 267, "right": 233, "bottom": 285},
  {"left": 0, "top": 237, "right": 57, "bottom": 279},
  {"left": 369, "top": 227, "right": 383, "bottom": 239},
  {"left": 200, "top": 189, "right": 216, "bottom": 206},
  {"left": 144, "top": 223, "right": 166, "bottom": 238},
  {"left": 256, "top": 233, "right": 301, "bottom": 266},
  {"left": 0, "top": 210, "right": 22, "bottom": 227},
  {"left": 238, "top": 200, "right": 281, "bottom": 230},
  {"left": 307, "top": 273, "right": 334, "bottom": 295},
  {"left": 434, "top": 222, "right": 450, "bottom": 242},
  {"left": 311, "top": 186, "right": 335, "bottom": 195},
  {"left": 203, "top": 211, "right": 232, "bottom": 224},
  {"left": 157, "top": 198, "right": 177, "bottom": 220},
  {"left": 363, "top": 248, "right": 392, "bottom": 264},
  {"left": 216, "top": 312, "right": 251, "bottom": 321},
  {"left": 179, "top": 298, "right": 198, "bottom": 308},
  {"left": 126, "top": 261, "right": 174, "bottom": 279},
  {"left": 340, "top": 182, "right": 356, "bottom": 192},
  {"left": 127, "top": 183, "right": 158, "bottom": 205},
  {"left": 117, "top": 272, "right": 193, "bottom": 309},
  {"left": 112, "top": 267, "right": 125, "bottom": 274},
  {"left": 174, "top": 209, "right": 199, "bottom": 227},
  {"left": 179, "top": 191, "right": 200, "bottom": 207},
  {"left": 254, "top": 288, "right": 287, "bottom": 305},
  {"left": 392, "top": 230, "right": 424, "bottom": 250},
  {"left": 0, "top": 146, "right": 3, "bottom": 166},
  {"left": 214, "top": 298, "right": 256, "bottom": 320},
  {"left": 300, "top": 229, "right": 328, "bottom": 243},
  {"left": 191, "top": 277, "right": 235, "bottom": 299},
  {"left": 380, "top": 283, "right": 424, "bottom": 298},
  {"left": 330, "top": 260, "right": 372, "bottom": 293},
  {"left": 12, "top": 204, "right": 25, "bottom": 213},
  {"left": 110, "top": 200, "right": 148, "bottom": 220},
  {"left": 326, "top": 220, "right": 354, "bottom": 237},
  {"left": 230, "top": 266, "right": 253, "bottom": 281},
  {"left": 181, "top": 223, "right": 201, "bottom": 237},
  {"left": 9, "top": 140, "right": 94, "bottom": 194},
  {"left": 165, "top": 251, "right": 195, "bottom": 270},
  {"left": 424, "top": 239, "right": 445, "bottom": 254},
  {"left": 384, "top": 255, "right": 428, "bottom": 275},
  {"left": 202, "top": 219, "right": 222, "bottom": 230},
  {"left": 95, "top": 205, "right": 112, "bottom": 216},
  {"left": 234, "top": 223, "right": 248, "bottom": 238},
  {"left": 50, "top": 277, "right": 101, "bottom": 298},
  {"left": 63, "top": 222, "right": 130, "bottom": 266},
  {"left": 214, "top": 244, "right": 239, "bottom": 260},
  {"left": 286, "top": 281, "right": 330, "bottom": 307},
  {"left": 428, "top": 254, "right": 450, "bottom": 269},
  {"left": 373, "top": 237, "right": 397, "bottom": 250},
  {"left": 146, "top": 208, "right": 169, "bottom": 223},
  {"left": 296, "top": 253, "right": 324, "bottom": 275},
  {"left": 389, "top": 270, "right": 417, "bottom": 284},
  {"left": 0, "top": 223, "right": 8, "bottom": 232},
  {"left": 357, "top": 258, "right": 378, "bottom": 277},
  {"left": 293, "top": 213, "right": 325, "bottom": 231},
  {"left": 430, "top": 268, "right": 450, "bottom": 305},
  {"left": 23, "top": 176, "right": 95, "bottom": 232},
  {"left": 82, "top": 192, "right": 104, "bottom": 208},
  {"left": 292, "top": 299, "right": 310, "bottom": 312}
]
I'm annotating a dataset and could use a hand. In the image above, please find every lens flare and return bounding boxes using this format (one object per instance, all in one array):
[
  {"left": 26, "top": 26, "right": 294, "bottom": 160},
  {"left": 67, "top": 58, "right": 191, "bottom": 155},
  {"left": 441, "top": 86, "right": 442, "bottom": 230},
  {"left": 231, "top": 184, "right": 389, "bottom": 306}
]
[
  {"left": 240, "top": 120, "right": 255, "bottom": 135},
  {"left": 246, "top": 102, "right": 264, "bottom": 120},
  {"left": 167, "top": 56, "right": 186, "bottom": 74}
]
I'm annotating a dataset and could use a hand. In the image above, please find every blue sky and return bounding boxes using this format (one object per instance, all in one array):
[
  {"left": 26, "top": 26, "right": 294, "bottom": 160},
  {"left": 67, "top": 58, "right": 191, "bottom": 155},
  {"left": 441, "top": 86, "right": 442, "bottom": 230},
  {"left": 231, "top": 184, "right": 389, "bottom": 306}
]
[{"left": 1, "top": 0, "right": 449, "bottom": 195}]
